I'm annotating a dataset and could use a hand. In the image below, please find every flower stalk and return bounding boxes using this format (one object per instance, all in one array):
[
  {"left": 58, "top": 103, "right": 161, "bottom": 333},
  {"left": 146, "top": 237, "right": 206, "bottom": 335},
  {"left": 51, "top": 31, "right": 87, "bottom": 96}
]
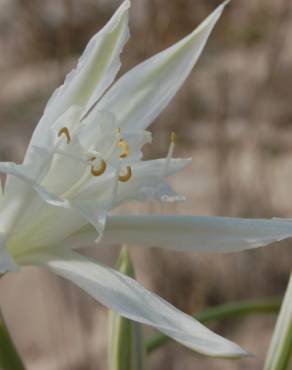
[
  {"left": 108, "top": 247, "right": 146, "bottom": 370},
  {"left": 264, "top": 273, "right": 292, "bottom": 370}
]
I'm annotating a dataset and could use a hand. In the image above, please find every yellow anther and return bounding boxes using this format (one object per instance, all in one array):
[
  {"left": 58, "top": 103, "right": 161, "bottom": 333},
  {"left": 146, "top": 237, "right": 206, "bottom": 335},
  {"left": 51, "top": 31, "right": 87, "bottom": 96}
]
[
  {"left": 58, "top": 127, "right": 71, "bottom": 144},
  {"left": 170, "top": 131, "right": 177, "bottom": 144},
  {"left": 118, "top": 139, "right": 129, "bottom": 159},
  {"left": 116, "top": 128, "right": 121, "bottom": 134},
  {"left": 91, "top": 159, "right": 107, "bottom": 177},
  {"left": 119, "top": 166, "right": 132, "bottom": 182},
  {"left": 88, "top": 156, "right": 97, "bottom": 162}
]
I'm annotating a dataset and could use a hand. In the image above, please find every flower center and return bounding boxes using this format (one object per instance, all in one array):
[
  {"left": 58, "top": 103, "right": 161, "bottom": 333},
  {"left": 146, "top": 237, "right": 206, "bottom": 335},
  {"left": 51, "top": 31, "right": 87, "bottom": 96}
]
[{"left": 57, "top": 126, "right": 132, "bottom": 183}]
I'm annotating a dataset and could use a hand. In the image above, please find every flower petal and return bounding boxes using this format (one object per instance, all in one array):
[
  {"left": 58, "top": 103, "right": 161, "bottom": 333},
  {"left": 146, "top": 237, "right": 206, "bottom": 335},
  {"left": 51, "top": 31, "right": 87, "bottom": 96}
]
[
  {"left": 0, "top": 234, "right": 18, "bottom": 273},
  {"left": 0, "top": 155, "right": 68, "bottom": 209},
  {"left": 0, "top": 148, "right": 72, "bottom": 238},
  {"left": 96, "top": 1, "right": 228, "bottom": 130},
  {"left": 18, "top": 248, "right": 247, "bottom": 358},
  {"left": 27, "top": 0, "right": 130, "bottom": 153},
  {"left": 0, "top": 154, "right": 107, "bottom": 248},
  {"left": 72, "top": 215, "right": 292, "bottom": 253}
]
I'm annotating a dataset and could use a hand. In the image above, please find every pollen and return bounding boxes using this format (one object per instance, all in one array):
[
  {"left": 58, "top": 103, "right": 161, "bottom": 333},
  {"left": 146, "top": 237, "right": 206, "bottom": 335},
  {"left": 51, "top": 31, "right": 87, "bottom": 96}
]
[
  {"left": 91, "top": 159, "right": 107, "bottom": 177},
  {"left": 119, "top": 166, "right": 132, "bottom": 182},
  {"left": 118, "top": 139, "right": 129, "bottom": 158},
  {"left": 58, "top": 127, "right": 71, "bottom": 144}
]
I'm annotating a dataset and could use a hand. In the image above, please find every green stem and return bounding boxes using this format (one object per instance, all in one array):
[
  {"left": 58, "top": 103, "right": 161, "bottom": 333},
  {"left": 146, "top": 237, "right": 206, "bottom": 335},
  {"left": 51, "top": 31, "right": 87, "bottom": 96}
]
[
  {"left": 147, "top": 298, "right": 282, "bottom": 354},
  {"left": 108, "top": 247, "right": 146, "bottom": 370},
  {"left": 0, "top": 310, "right": 26, "bottom": 370},
  {"left": 264, "top": 274, "right": 292, "bottom": 370}
]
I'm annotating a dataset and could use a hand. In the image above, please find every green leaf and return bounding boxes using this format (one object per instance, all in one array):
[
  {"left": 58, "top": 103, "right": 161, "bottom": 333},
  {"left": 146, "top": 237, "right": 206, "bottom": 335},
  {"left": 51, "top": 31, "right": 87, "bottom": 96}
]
[
  {"left": 147, "top": 298, "right": 282, "bottom": 353},
  {"left": 108, "top": 247, "right": 146, "bottom": 370},
  {"left": 0, "top": 309, "right": 26, "bottom": 370},
  {"left": 264, "top": 273, "right": 292, "bottom": 370}
]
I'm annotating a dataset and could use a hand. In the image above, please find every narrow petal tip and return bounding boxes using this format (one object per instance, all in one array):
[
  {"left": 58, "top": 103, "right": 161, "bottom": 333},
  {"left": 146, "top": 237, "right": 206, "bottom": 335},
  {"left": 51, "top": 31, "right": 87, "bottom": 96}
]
[
  {"left": 233, "top": 347, "right": 252, "bottom": 359},
  {"left": 222, "top": 0, "right": 231, "bottom": 6},
  {"left": 201, "top": 334, "right": 251, "bottom": 359},
  {"left": 120, "top": 0, "right": 131, "bottom": 11},
  {"left": 212, "top": 342, "right": 251, "bottom": 359}
]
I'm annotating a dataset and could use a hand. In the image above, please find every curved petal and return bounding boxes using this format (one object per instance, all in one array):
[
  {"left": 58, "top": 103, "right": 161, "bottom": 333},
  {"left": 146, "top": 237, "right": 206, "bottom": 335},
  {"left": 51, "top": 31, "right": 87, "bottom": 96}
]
[
  {"left": 96, "top": 1, "right": 228, "bottom": 130},
  {"left": 27, "top": 0, "right": 130, "bottom": 154},
  {"left": 18, "top": 248, "right": 247, "bottom": 358},
  {"left": 72, "top": 215, "right": 292, "bottom": 253}
]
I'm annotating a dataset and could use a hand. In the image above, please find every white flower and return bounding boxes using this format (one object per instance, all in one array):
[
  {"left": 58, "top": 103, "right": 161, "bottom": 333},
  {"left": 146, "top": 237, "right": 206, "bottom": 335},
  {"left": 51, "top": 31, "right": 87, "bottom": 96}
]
[{"left": 0, "top": 0, "right": 291, "bottom": 358}]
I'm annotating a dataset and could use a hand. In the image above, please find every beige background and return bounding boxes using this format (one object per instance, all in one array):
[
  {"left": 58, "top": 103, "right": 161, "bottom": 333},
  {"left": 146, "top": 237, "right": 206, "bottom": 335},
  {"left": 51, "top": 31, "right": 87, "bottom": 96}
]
[{"left": 0, "top": 0, "right": 292, "bottom": 369}]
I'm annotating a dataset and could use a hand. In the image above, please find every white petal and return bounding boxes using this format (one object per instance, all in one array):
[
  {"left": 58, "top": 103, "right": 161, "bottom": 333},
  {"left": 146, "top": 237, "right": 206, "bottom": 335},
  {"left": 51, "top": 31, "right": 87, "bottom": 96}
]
[
  {"left": 0, "top": 234, "right": 18, "bottom": 273},
  {"left": 19, "top": 248, "right": 247, "bottom": 358},
  {"left": 0, "top": 157, "right": 68, "bottom": 209},
  {"left": 96, "top": 215, "right": 292, "bottom": 252},
  {"left": 2, "top": 148, "right": 88, "bottom": 249},
  {"left": 0, "top": 148, "right": 72, "bottom": 238},
  {"left": 96, "top": 1, "right": 227, "bottom": 130},
  {"left": 0, "top": 156, "right": 107, "bottom": 247},
  {"left": 27, "top": 0, "right": 130, "bottom": 153},
  {"left": 69, "top": 198, "right": 108, "bottom": 238}
]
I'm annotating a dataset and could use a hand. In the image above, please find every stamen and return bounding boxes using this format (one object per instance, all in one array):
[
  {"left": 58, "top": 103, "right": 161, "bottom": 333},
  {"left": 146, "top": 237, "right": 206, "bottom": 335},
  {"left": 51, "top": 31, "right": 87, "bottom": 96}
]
[
  {"left": 170, "top": 131, "right": 177, "bottom": 144},
  {"left": 119, "top": 166, "right": 132, "bottom": 182},
  {"left": 118, "top": 139, "right": 129, "bottom": 158},
  {"left": 58, "top": 127, "right": 71, "bottom": 144},
  {"left": 91, "top": 159, "right": 107, "bottom": 177}
]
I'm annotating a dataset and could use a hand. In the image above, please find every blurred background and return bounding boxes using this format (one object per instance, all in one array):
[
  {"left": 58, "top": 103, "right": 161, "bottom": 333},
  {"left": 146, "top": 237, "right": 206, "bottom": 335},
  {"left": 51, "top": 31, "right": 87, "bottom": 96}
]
[{"left": 0, "top": 0, "right": 292, "bottom": 369}]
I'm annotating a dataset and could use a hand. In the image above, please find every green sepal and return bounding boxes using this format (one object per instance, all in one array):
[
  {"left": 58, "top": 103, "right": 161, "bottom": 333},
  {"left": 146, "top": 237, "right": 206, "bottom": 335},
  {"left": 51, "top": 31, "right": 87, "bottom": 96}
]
[{"left": 264, "top": 273, "right": 292, "bottom": 370}]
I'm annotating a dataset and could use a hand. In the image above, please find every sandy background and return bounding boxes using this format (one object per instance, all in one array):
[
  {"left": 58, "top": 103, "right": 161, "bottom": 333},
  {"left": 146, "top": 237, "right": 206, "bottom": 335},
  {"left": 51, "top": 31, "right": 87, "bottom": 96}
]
[{"left": 0, "top": 0, "right": 292, "bottom": 369}]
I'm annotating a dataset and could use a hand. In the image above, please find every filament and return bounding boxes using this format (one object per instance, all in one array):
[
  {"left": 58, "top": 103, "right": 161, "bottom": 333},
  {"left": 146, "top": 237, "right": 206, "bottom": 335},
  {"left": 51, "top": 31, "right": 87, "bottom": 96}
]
[{"left": 164, "top": 131, "right": 177, "bottom": 174}]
